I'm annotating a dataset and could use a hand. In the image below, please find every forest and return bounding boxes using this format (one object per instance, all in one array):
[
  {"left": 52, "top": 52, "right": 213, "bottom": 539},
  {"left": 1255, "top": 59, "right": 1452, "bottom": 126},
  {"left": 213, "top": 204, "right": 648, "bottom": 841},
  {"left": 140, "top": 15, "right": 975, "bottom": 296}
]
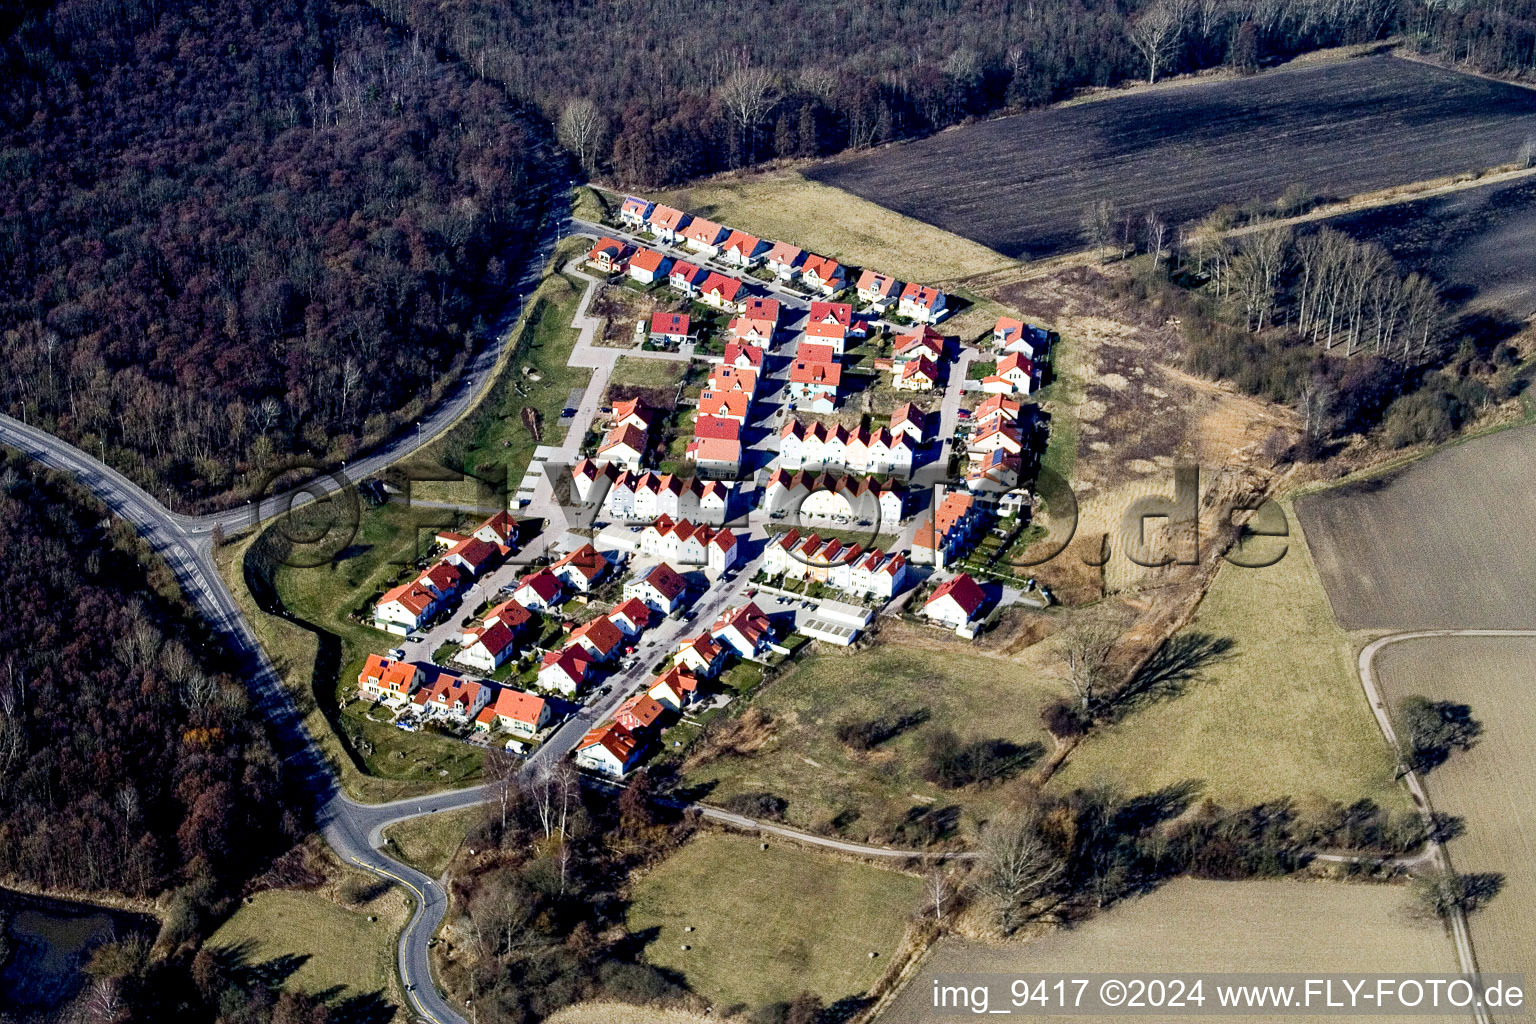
[
  {"left": 369, "top": 0, "right": 1533, "bottom": 188},
  {"left": 0, "top": 0, "right": 551, "bottom": 510}
]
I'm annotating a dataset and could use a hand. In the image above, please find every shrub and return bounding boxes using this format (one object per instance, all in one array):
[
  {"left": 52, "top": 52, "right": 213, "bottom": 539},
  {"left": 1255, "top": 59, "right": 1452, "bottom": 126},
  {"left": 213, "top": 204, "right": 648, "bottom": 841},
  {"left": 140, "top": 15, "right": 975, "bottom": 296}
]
[
  {"left": 834, "top": 705, "right": 930, "bottom": 751},
  {"left": 920, "top": 730, "right": 1041, "bottom": 789},
  {"left": 721, "top": 791, "right": 788, "bottom": 820}
]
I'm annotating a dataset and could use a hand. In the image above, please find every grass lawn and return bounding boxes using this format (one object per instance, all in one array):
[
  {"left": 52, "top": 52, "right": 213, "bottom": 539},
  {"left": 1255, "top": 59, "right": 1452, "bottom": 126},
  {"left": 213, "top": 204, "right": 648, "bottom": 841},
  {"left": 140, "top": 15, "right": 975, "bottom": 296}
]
[
  {"left": 382, "top": 805, "right": 484, "bottom": 877},
  {"left": 681, "top": 641, "right": 1064, "bottom": 839},
  {"left": 210, "top": 884, "right": 408, "bottom": 1003},
  {"left": 627, "top": 832, "right": 921, "bottom": 1011},
  {"left": 1035, "top": 331, "right": 1081, "bottom": 485},
  {"left": 608, "top": 355, "right": 689, "bottom": 393},
  {"left": 268, "top": 500, "right": 485, "bottom": 788},
  {"left": 407, "top": 252, "right": 593, "bottom": 506},
  {"left": 1050, "top": 502, "right": 1406, "bottom": 811},
  {"left": 651, "top": 172, "right": 1018, "bottom": 285}
]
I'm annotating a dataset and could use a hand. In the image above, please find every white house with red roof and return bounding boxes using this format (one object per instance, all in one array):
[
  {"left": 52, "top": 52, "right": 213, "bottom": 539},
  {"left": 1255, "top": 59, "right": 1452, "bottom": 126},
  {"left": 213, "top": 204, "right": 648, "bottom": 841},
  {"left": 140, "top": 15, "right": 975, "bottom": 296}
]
[
  {"left": 728, "top": 313, "right": 775, "bottom": 345},
  {"left": 598, "top": 422, "right": 648, "bottom": 471},
  {"left": 895, "top": 355, "right": 941, "bottom": 392},
  {"left": 358, "top": 655, "right": 422, "bottom": 704},
  {"left": 760, "top": 469, "right": 906, "bottom": 525},
  {"left": 913, "top": 491, "right": 987, "bottom": 570},
  {"left": 787, "top": 351, "right": 841, "bottom": 413},
  {"left": 892, "top": 326, "right": 946, "bottom": 369},
  {"left": 586, "top": 237, "right": 633, "bottom": 275},
  {"left": 650, "top": 311, "right": 692, "bottom": 346},
  {"left": 648, "top": 665, "right": 702, "bottom": 711},
  {"left": 972, "top": 393, "right": 1022, "bottom": 429},
  {"left": 710, "top": 601, "right": 776, "bottom": 659},
  {"left": 567, "top": 614, "right": 626, "bottom": 663},
  {"left": 602, "top": 472, "right": 732, "bottom": 523},
  {"left": 722, "top": 340, "right": 764, "bottom": 370},
  {"left": 697, "top": 387, "right": 752, "bottom": 424},
  {"left": 459, "top": 620, "right": 520, "bottom": 674},
  {"left": 474, "top": 687, "right": 549, "bottom": 739},
  {"left": 966, "top": 448, "right": 1022, "bottom": 494},
  {"left": 800, "top": 254, "right": 846, "bottom": 296},
  {"left": 765, "top": 241, "right": 805, "bottom": 280},
  {"left": 539, "top": 645, "right": 594, "bottom": 695},
  {"left": 628, "top": 247, "right": 672, "bottom": 285},
  {"left": 513, "top": 569, "right": 564, "bottom": 612},
  {"left": 898, "top": 282, "right": 946, "bottom": 323},
  {"left": 550, "top": 543, "right": 610, "bottom": 593},
  {"left": 441, "top": 535, "right": 500, "bottom": 578},
  {"left": 681, "top": 217, "right": 728, "bottom": 256},
  {"left": 624, "top": 562, "right": 690, "bottom": 615},
  {"left": 615, "top": 693, "right": 668, "bottom": 735},
  {"left": 374, "top": 559, "right": 464, "bottom": 635},
  {"left": 673, "top": 632, "right": 729, "bottom": 677},
  {"left": 686, "top": 420, "right": 743, "bottom": 476},
  {"left": 575, "top": 721, "right": 643, "bottom": 776},
  {"left": 413, "top": 671, "right": 491, "bottom": 724},
  {"left": 993, "top": 316, "right": 1050, "bottom": 358},
  {"left": 856, "top": 269, "right": 903, "bottom": 312},
  {"left": 890, "top": 403, "right": 928, "bottom": 443},
  {"left": 647, "top": 204, "right": 691, "bottom": 243},
  {"left": 669, "top": 260, "right": 705, "bottom": 297},
  {"left": 778, "top": 418, "right": 916, "bottom": 476},
  {"left": 921, "top": 573, "right": 988, "bottom": 630},
  {"left": 981, "top": 352, "right": 1037, "bottom": 395},
  {"left": 619, "top": 196, "right": 655, "bottom": 229},
  {"left": 608, "top": 597, "right": 654, "bottom": 636},
  {"left": 639, "top": 515, "right": 740, "bottom": 576},
  {"left": 699, "top": 272, "right": 744, "bottom": 312},
  {"left": 719, "top": 229, "right": 768, "bottom": 268}
]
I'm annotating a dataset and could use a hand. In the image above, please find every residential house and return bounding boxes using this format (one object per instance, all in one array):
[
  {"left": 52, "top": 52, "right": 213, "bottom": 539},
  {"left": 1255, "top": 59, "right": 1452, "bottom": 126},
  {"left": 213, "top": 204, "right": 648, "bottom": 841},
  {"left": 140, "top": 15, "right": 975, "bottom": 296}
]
[
  {"left": 613, "top": 397, "right": 654, "bottom": 432},
  {"left": 650, "top": 311, "right": 692, "bottom": 347},
  {"left": 981, "top": 352, "right": 1036, "bottom": 395},
  {"left": 705, "top": 362, "right": 759, "bottom": 397},
  {"left": 892, "top": 326, "right": 945, "bottom": 369},
  {"left": 760, "top": 469, "right": 906, "bottom": 525},
  {"left": 722, "top": 340, "right": 764, "bottom": 371},
  {"left": 765, "top": 241, "right": 805, "bottom": 281},
  {"left": 602, "top": 471, "right": 733, "bottom": 523},
  {"left": 805, "top": 301, "right": 860, "bottom": 355},
  {"left": 741, "top": 297, "right": 780, "bottom": 326},
  {"left": 922, "top": 573, "right": 988, "bottom": 629},
  {"left": 856, "top": 269, "right": 902, "bottom": 312},
  {"left": 358, "top": 654, "right": 420, "bottom": 704},
  {"left": 597, "top": 422, "right": 648, "bottom": 471},
  {"left": 570, "top": 458, "right": 618, "bottom": 503},
  {"left": 764, "top": 532, "right": 909, "bottom": 600},
  {"left": 800, "top": 254, "right": 846, "bottom": 296},
  {"left": 550, "top": 543, "right": 610, "bottom": 593},
  {"left": 474, "top": 687, "right": 549, "bottom": 739},
  {"left": 469, "top": 510, "right": 519, "bottom": 551},
  {"left": 586, "top": 237, "right": 632, "bottom": 275},
  {"left": 681, "top": 217, "right": 728, "bottom": 256},
  {"left": 458, "top": 620, "right": 519, "bottom": 674},
  {"left": 890, "top": 403, "right": 928, "bottom": 443},
  {"left": 972, "top": 393, "right": 1022, "bottom": 430},
  {"left": 513, "top": 570, "right": 564, "bottom": 613},
  {"left": 895, "top": 355, "right": 941, "bottom": 392},
  {"left": 481, "top": 598, "right": 534, "bottom": 636},
  {"left": 967, "top": 421, "right": 1024, "bottom": 460},
  {"left": 686, "top": 416, "right": 743, "bottom": 476},
  {"left": 719, "top": 229, "right": 768, "bottom": 268},
  {"left": 440, "top": 535, "right": 499, "bottom": 578},
  {"left": 966, "top": 448, "right": 1022, "bottom": 493},
  {"left": 912, "top": 491, "right": 987, "bottom": 569},
  {"left": 673, "top": 632, "right": 729, "bottom": 677},
  {"left": 619, "top": 196, "right": 654, "bottom": 229},
  {"left": 413, "top": 672, "right": 491, "bottom": 724},
  {"left": 608, "top": 597, "right": 654, "bottom": 636},
  {"left": 728, "top": 314, "right": 775, "bottom": 345},
  {"left": 567, "top": 614, "right": 626, "bottom": 663},
  {"left": 777, "top": 418, "right": 916, "bottom": 477},
  {"left": 639, "top": 514, "right": 741, "bottom": 575},
  {"left": 898, "top": 282, "right": 946, "bottom": 323},
  {"left": 623, "top": 562, "right": 689, "bottom": 615},
  {"left": 628, "top": 248, "right": 672, "bottom": 285},
  {"left": 647, "top": 204, "right": 691, "bottom": 243},
  {"left": 374, "top": 561, "right": 462, "bottom": 635},
  {"left": 648, "top": 665, "right": 702, "bottom": 711},
  {"left": 710, "top": 601, "right": 775, "bottom": 659},
  {"left": 993, "top": 316, "right": 1050, "bottom": 359},
  {"left": 699, "top": 272, "right": 744, "bottom": 312},
  {"left": 575, "top": 721, "right": 643, "bottom": 776},
  {"left": 615, "top": 693, "right": 668, "bottom": 735},
  {"left": 539, "top": 645, "right": 594, "bottom": 696},
  {"left": 697, "top": 387, "right": 752, "bottom": 424},
  {"left": 787, "top": 351, "right": 841, "bottom": 413},
  {"left": 669, "top": 260, "right": 705, "bottom": 297}
]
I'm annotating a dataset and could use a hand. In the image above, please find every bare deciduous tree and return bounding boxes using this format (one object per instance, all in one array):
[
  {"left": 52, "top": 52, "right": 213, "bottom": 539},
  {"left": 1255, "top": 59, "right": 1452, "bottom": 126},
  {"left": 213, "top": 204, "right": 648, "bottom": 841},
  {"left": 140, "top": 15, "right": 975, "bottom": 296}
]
[
  {"left": 557, "top": 97, "right": 607, "bottom": 176},
  {"left": 1060, "top": 623, "right": 1118, "bottom": 714},
  {"left": 974, "top": 808, "right": 1065, "bottom": 933},
  {"left": 925, "top": 866, "right": 953, "bottom": 924},
  {"left": 718, "top": 65, "right": 777, "bottom": 165},
  {"left": 1080, "top": 200, "right": 1118, "bottom": 258},
  {"left": 1128, "top": 0, "right": 1190, "bottom": 84}
]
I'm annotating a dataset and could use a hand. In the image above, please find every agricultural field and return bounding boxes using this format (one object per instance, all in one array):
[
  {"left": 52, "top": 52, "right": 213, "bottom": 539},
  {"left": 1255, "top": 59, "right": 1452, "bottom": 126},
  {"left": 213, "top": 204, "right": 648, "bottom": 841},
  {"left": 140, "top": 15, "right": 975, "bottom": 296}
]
[
  {"left": 1296, "top": 423, "right": 1536, "bottom": 630},
  {"left": 1325, "top": 175, "right": 1536, "bottom": 321},
  {"left": 626, "top": 832, "right": 921, "bottom": 1012},
  {"left": 1051, "top": 505, "right": 1405, "bottom": 811},
  {"left": 877, "top": 878, "right": 1457, "bottom": 1024},
  {"left": 210, "top": 882, "right": 408, "bottom": 1007},
  {"left": 653, "top": 172, "right": 1018, "bottom": 284},
  {"left": 808, "top": 56, "right": 1536, "bottom": 258},
  {"left": 1374, "top": 637, "right": 1536, "bottom": 996},
  {"left": 679, "top": 640, "right": 1064, "bottom": 840}
]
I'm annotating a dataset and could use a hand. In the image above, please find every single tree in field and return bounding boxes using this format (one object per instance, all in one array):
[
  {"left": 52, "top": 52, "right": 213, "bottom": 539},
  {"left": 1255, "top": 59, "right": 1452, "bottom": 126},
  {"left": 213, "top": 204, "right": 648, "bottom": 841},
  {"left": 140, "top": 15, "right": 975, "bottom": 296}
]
[
  {"left": 925, "top": 866, "right": 953, "bottom": 923},
  {"left": 1129, "top": 0, "right": 1190, "bottom": 84},
  {"left": 1144, "top": 211, "right": 1169, "bottom": 267},
  {"left": 557, "top": 97, "right": 607, "bottom": 176},
  {"left": 1060, "top": 623, "right": 1118, "bottom": 715}
]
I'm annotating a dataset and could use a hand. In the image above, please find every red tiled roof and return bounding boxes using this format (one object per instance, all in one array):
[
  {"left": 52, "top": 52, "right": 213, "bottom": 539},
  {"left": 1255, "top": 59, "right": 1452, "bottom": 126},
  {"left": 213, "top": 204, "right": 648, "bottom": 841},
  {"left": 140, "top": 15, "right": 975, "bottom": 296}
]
[
  {"left": 692, "top": 415, "right": 742, "bottom": 441},
  {"left": 579, "top": 720, "right": 638, "bottom": 761},
  {"left": 683, "top": 217, "right": 727, "bottom": 245},
  {"left": 569, "top": 614, "right": 624, "bottom": 656},
  {"left": 900, "top": 281, "right": 942, "bottom": 309},
  {"left": 856, "top": 269, "right": 901, "bottom": 296},
  {"left": 484, "top": 599, "right": 533, "bottom": 632},
  {"left": 600, "top": 422, "right": 649, "bottom": 456},
  {"left": 700, "top": 272, "right": 742, "bottom": 302},
  {"left": 926, "top": 573, "right": 986, "bottom": 615},
  {"left": 698, "top": 389, "right": 751, "bottom": 420},
  {"left": 809, "top": 301, "right": 852, "bottom": 327},
  {"left": 742, "top": 297, "right": 780, "bottom": 322},
  {"left": 489, "top": 687, "right": 547, "bottom": 726},
  {"left": 722, "top": 341, "right": 764, "bottom": 368},
  {"left": 611, "top": 597, "right": 654, "bottom": 629},
  {"left": 518, "top": 569, "right": 563, "bottom": 603},
  {"left": 630, "top": 248, "right": 668, "bottom": 273},
  {"left": 637, "top": 562, "right": 688, "bottom": 600},
  {"left": 789, "top": 358, "right": 841, "bottom": 387},
  {"left": 766, "top": 241, "right": 804, "bottom": 266},
  {"left": 649, "top": 205, "right": 689, "bottom": 231},
  {"left": 617, "top": 693, "right": 667, "bottom": 730},
  {"left": 552, "top": 543, "right": 609, "bottom": 582},
  {"left": 651, "top": 311, "right": 691, "bottom": 336},
  {"left": 721, "top": 229, "right": 764, "bottom": 258},
  {"left": 670, "top": 260, "right": 704, "bottom": 284}
]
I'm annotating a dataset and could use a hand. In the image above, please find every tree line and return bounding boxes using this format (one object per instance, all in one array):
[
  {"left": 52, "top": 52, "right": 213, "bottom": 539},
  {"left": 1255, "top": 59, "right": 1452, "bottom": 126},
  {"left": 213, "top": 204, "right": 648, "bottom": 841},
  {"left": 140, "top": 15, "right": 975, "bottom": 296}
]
[
  {"left": 366, "top": 0, "right": 1405, "bottom": 188},
  {"left": 0, "top": 0, "right": 552, "bottom": 511}
]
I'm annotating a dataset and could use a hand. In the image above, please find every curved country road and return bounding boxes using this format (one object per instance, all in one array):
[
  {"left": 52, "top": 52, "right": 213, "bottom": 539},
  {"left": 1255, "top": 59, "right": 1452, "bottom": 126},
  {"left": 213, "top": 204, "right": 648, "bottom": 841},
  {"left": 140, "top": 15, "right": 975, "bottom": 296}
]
[{"left": 1355, "top": 630, "right": 1536, "bottom": 1024}]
